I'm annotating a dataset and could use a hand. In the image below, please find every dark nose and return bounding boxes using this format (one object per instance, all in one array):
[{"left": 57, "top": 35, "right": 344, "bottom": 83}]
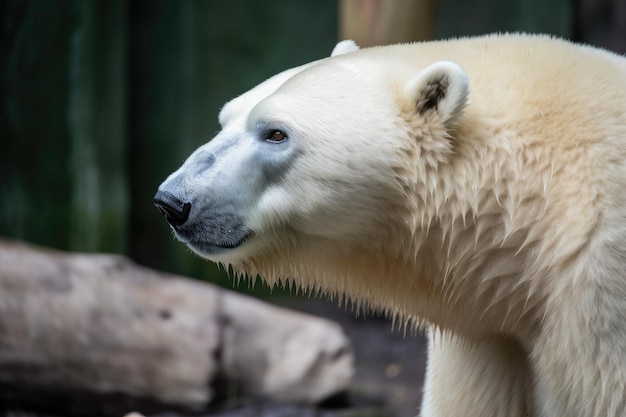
[{"left": 154, "top": 190, "right": 192, "bottom": 228}]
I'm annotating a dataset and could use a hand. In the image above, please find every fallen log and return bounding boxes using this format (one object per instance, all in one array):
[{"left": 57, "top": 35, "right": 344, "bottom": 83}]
[{"left": 0, "top": 240, "right": 353, "bottom": 416}]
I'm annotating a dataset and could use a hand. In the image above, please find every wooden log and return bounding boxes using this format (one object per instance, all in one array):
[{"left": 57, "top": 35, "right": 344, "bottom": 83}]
[{"left": 0, "top": 240, "right": 353, "bottom": 416}]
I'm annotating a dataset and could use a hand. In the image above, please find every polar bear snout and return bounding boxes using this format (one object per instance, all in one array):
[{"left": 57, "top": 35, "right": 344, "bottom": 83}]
[
  {"left": 153, "top": 179, "right": 254, "bottom": 258},
  {"left": 154, "top": 190, "right": 192, "bottom": 228}
]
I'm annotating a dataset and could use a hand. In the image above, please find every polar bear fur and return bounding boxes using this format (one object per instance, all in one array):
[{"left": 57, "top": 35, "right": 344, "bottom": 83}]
[{"left": 155, "top": 34, "right": 626, "bottom": 417}]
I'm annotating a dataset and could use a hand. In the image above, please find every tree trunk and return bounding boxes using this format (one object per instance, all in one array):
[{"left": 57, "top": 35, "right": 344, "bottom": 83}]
[{"left": 0, "top": 240, "right": 353, "bottom": 417}]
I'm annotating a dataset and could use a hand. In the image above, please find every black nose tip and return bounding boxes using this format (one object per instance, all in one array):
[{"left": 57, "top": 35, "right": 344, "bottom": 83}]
[{"left": 154, "top": 191, "right": 192, "bottom": 228}]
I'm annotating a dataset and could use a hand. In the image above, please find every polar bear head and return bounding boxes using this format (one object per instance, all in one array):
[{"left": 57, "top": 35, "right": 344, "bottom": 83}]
[{"left": 154, "top": 41, "right": 469, "bottom": 292}]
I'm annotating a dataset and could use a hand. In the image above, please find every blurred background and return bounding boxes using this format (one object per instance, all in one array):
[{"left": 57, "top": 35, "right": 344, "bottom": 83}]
[
  {"left": 0, "top": 0, "right": 625, "bottom": 416},
  {"left": 1, "top": 0, "right": 624, "bottom": 284}
]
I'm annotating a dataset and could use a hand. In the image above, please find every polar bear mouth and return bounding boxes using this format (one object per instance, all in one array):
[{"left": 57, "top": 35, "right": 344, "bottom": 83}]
[
  {"left": 156, "top": 213, "right": 253, "bottom": 255},
  {"left": 153, "top": 189, "right": 253, "bottom": 255},
  {"left": 187, "top": 232, "right": 252, "bottom": 253}
]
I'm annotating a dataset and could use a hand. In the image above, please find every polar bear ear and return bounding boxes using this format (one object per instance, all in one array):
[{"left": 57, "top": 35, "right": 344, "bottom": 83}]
[
  {"left": 331, "top": 40, "right": 359, "bottom": 56},
  {"left": 406, "top": 61, "right": 469, "bottom": 126}
]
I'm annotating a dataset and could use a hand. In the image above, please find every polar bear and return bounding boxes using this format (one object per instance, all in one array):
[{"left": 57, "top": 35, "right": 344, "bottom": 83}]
[{"left": 154, "top": 34, "right": 626, "bottom": 417}]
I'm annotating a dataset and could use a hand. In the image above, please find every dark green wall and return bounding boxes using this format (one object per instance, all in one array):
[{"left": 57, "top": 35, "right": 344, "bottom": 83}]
[
  {"left": 1, "top": 1, "right": 127, "bottom": 253},
  {"left": 436, "top": 0, "right": 572, "bottom": 38},
  {"left": 0, "top": 0, "right": 338, "bottom": 285}
]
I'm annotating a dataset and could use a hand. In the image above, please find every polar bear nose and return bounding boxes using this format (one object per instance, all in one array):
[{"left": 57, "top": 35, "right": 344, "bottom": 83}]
[{"left": 154, "top": 190, "right": 192, "bottom": 228}]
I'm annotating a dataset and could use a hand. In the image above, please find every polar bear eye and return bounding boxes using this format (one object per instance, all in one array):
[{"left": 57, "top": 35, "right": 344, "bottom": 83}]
[{"left": 266, "top": 130, "right": 287, "bottom": 143}]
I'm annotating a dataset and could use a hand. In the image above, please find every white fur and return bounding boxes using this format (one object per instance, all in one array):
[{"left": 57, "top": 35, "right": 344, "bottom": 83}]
[
  {"left": 158, "top": 35, "right": 626, "bottom": 417},
  {"left": 405, "top": 61, "right": 469, "bottom": 126},
  {"left": 331, "top": 39, "right": 359, "bottom": 56}
]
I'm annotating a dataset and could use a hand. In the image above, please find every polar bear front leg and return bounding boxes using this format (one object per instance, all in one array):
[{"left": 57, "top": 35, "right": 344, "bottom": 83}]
[
  {"left": 420, "top": 330, "right": 532, "bottom": 417},
  {"left": 530, "top": 285, "right": 626, "bottom": 417}
]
